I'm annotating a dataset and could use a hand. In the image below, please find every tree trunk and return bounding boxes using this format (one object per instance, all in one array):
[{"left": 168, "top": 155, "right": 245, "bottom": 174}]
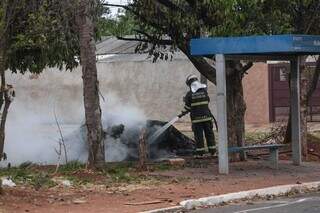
[
  {"left": 0, "top": 46, "right": 4, "bottom": 159},
  {"left": 226, "top": 63, "right": 246, "bottom": 161},
  {"left": 77, "top": 0, "right": 105, "bottom": 169},
  {"left": 138, "top": 128, "right": 148, "bottom": 171},
  {"left": 0, "top": 39, "right": 9, "bottom": 161},
  {"left": 300, "top": 63, "right": 309, "bottom": 160},
  {"left": 284, "top": 113, "right": 291, "bottom": 144},
  {"left": 0, "top": 46, "right": 3, "bottom": 194},
  {"left": 284, "top": 57, "right": 320, "bottom": 160},
  {"left": 0, "top": 81, "right": 12, "bottom": 160}
]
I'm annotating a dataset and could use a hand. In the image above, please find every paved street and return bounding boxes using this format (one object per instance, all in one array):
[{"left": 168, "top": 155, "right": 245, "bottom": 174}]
[{"left": 192, "top": 192, "right": 320, "bottom": 213}]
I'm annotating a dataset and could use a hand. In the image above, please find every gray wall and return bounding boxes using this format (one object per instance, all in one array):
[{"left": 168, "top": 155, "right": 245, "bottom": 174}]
[
  {"left": 97, "top": 59, "right": 217, "bottom": 122},
  {"left": 8, "top": 57, "right": 217, "bottom": 124}
]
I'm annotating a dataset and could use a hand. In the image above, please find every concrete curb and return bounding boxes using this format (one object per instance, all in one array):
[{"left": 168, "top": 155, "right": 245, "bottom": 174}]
[
  {"left": 180, "top": 181, "right": 320, "bottom": 210},
  {"left": 140, "top": 206, "right": 183, "bottom": 213},
  {"left": 141, "top": 181, "right": 320, "bottom": 212}
]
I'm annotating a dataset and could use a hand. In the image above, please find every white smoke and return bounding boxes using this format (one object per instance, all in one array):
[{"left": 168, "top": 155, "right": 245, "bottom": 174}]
[
  {"left": 1, "top": 92, "right": 147, "bottom": 166},
  {"left": 101, "top": 93, "right": 146, "bottom": 129},
  {"left": 105, "top": 137, "right": 129, "bottom": 162},
  {"left": 102, "top": 93, "right": 146, "bottom": 162}
]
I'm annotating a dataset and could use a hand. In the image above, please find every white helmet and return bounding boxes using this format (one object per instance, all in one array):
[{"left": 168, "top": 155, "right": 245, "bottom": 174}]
[{"left": 185, "top": 74, "right": 198, "bottom": 86}]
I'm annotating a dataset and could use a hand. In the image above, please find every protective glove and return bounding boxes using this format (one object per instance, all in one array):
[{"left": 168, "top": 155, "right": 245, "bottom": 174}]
[{"left": 178, "top": 111, "right": 188, "bottom": 118}]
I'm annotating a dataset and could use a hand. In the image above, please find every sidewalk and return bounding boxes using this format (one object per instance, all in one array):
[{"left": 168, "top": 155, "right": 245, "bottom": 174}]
[{"left": 141, "top": 160, "right": 320, "bottom": 212}]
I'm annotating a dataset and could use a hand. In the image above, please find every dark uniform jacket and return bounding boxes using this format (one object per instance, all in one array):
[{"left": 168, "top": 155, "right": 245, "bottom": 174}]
[{"left": 183, "top": 88, "right": 213, "bottom": 123}]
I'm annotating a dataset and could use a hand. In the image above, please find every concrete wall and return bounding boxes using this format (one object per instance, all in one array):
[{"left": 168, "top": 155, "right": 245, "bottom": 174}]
[
  {"left": 7, "top": 59, "right": 271, "bottom": 128},
  {"left": 7, "top": 58, "right": 217, "bottom": 125},
  {"left": 97, "top": 60, "right": 217, "bottom": 122},
  {"left": 243, "top": 63, "right": 270, "bottom": 125}
]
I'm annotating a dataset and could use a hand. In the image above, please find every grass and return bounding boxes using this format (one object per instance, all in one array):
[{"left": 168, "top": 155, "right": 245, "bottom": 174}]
[
  {"left": 31, "top": 172, "right": 57, "bottom": 190},
  {"left": 0, "top": 160, "right": 176, "bottom": 188},
  {"left": 152, "top": 162, "right": 173, "bottom": 171},
  {"left": 58, "top": 160, "right": 86, "bottom": 175},
  {"left": 245, "top": 130, "right": 320, "bottom": 144},
  {"left": 0, "top": 165, "right": 57, "bottom": 190},
  {"left": 105, "top": 164, "right": 136, "bottom": 183},
  {"left": 104, "top": 162, "right": 175, "bottom": 183},
  {"left": 309, "top": 131, "right": 320, "bottom": 142},
  {"left": 245, "top": 131, "right": 271, "bottom": 144}
]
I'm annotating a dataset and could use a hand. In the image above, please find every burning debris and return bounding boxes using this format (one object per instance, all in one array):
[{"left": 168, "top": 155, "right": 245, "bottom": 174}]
[
  {"left": 145, "top": 120, "right": 195, "bottom": 158},
  {"left": 109, "top": 120, "right": 196, "bottom": 161},
  {"left": 106, "top": 124, "right": 125, "bottom": 139},
  {"left": 105, "top": 120, "right": 195, "bottom": 161},
  {"left": 66, "top": 120, "right": 195, "bottom": 163}
]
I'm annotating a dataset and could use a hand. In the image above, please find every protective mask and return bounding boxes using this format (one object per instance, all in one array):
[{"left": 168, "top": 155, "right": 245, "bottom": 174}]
[{"left": 191, "top": 80, "right": 207, "bottom": 93}]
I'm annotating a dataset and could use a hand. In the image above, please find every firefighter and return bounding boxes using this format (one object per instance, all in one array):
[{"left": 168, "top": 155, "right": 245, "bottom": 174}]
[{"left": 178, "top": 74, "right": 217, "bottom": 156}]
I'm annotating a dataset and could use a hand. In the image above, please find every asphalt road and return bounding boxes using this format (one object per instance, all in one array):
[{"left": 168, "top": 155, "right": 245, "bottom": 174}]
[{"left": 191, "top": 192, "right": 320, "bottom": 213}]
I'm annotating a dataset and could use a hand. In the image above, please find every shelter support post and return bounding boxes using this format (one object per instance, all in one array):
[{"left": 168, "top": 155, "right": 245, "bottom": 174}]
[
  {"left": 216, "top": 54, "right": 229, "bottom": 174},
  {"left": 290, "top": 56, "right": 302, "bottom": 165}
]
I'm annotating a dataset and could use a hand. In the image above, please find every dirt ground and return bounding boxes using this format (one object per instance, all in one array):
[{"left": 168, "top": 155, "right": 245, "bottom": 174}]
[
  {"left": 0, "top": 159, "right": 320, "bottom": 213},
  {"left": 1, "top": 123, "right": 320, "bottom": 213}
]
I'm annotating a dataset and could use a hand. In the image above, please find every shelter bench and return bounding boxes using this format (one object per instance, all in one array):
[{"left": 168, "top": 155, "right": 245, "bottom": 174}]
[{"left": 228, "top": 144, "right": 287, "bottom": 169}]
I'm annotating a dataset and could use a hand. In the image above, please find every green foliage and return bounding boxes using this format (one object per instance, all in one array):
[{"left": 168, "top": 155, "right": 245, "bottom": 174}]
[
  {"left": 3, "top": 0, "right": 80, "bottom": 74},
  {"left": 106, "top": 165, "right": 134, "bottom": 182},
  {"left": 18, "top": 161, "right": 34, "bottom": 169},
  {"left": 151, "top": 162, "right": 173, "bottom": 171},
  {"left": 98, "top": 11, "right": 136, "bottom": 37},
  {"left": 128, "top": 0, "right": 320, "bottom": 55},
  {"left": 209, "top": 0, "right": 293, "bottom": 36},
  {"left": 308, "top": 132, "right": 320, "bottom": 143},
  {"left": 104, "top": 162, "right": 176, "bottom": 183},
  {"left": 58, "top": 160, "right": 85, "bottom": 174},
  {"left": 0, "top": 6, "right": 4, "bottom": 35},
  {"left": 0, "top": 166, "right": 56, "bottom": 189},
  {"left": 0, "top": 161, "right": 181, "bottom": 188},
  {"left": 31, "top": 172, "right": 57, "bottom": 190},
  {"left": 271, "top": 0, "right": 320, "bottom": 34},
  {"left": 1, "top": 0, "right": 106, "bottom": 74},
  {"left": 245, "top": 131, "right": 271, "bottom": 144}
]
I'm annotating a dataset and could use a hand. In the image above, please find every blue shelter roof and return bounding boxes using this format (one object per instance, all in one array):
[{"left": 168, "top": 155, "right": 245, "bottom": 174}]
[{"left": 190, "top": 35, "right": 320, "bottom": 56}]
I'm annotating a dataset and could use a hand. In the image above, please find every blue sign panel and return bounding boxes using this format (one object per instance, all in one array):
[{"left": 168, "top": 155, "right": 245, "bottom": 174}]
[
  {"left": 292, "top": 35, "right": 320, "bottom": 52},
  {"left": 190, "top": 35, "right": 320, "bottom": 56}
]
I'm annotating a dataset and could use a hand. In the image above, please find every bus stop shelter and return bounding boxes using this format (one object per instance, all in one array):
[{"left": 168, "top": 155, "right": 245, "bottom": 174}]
[{"left": 190, "top": 34, "right": 320, "bottom": 174}]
